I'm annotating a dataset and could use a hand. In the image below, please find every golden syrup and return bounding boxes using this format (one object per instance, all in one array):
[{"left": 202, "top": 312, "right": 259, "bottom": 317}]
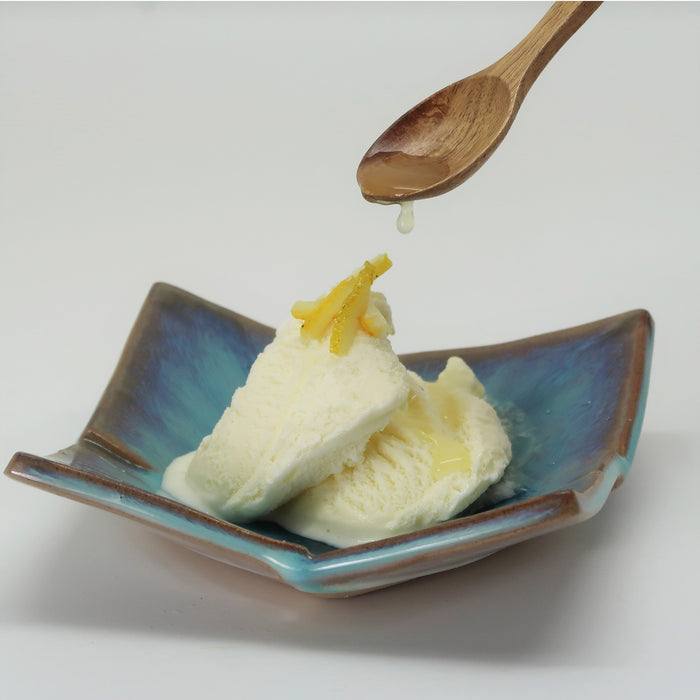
[
  {"left": 424, "top": 430, "right": 473, "bottom": 480},
  {"left": 358, "top": 150, "right": 452, "bottom": 235},
  {"left": 398, "top": 387, "right": 473, "bottom": 480},
  {"left": 425, "top": 381, "right": 463, "bottom": 431},
  {"left": 358, "top": 151, "right": 451, "bottom": 197}
]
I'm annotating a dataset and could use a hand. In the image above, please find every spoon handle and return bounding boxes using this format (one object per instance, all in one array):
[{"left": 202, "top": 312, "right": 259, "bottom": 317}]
[{"left": 491, "top": 1, "right": 602, "bottom": 102}]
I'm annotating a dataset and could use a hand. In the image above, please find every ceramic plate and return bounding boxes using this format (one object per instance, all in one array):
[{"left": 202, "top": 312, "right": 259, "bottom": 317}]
[{"left": 5, "top": 283, "right": 653, "bottom": 596}]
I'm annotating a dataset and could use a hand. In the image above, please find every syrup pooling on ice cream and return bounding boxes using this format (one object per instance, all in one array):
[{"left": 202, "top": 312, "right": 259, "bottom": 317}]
[{"left": 162, "top": 254, "right": 511, "bottom": 546}]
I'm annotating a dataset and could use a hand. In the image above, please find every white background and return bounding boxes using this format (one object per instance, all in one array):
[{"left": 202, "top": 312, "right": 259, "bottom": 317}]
[{"left": 1, "top": 2, "right": 698, "bottom": 697}]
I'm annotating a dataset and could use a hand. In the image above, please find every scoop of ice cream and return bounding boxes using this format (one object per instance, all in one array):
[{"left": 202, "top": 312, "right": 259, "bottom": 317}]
[
  {"left": 162, "top": 254, "right": 512, "bottom": 547},
  {"left": 162, "top": 291, "right": 412, "bottom": 521},
  {"left": 272, "top": 356, "right": 511, "bottom": 547}
]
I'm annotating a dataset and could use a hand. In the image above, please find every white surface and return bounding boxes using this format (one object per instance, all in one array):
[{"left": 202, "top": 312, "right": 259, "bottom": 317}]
[{"left": 1, "top": 2, "right": 698, "bottom": 697}]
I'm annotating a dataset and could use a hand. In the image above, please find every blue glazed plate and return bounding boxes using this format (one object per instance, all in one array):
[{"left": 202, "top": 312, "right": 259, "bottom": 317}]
[{"left": 5, "top": 284, "right": 653, "bottom": 596}]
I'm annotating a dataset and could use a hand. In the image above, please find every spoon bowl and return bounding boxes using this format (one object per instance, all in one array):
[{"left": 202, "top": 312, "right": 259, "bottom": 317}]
[
  {"left": 357, "top": 2, "right": 602, "bottom": 203},
  {"left": 359, "top": 75, "right": 515, "bottom": 201}
]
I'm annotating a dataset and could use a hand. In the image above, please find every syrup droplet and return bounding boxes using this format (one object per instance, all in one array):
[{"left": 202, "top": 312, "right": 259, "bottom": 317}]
[{"left": 396, "top": 201, "right": 415, "bottom": 234}]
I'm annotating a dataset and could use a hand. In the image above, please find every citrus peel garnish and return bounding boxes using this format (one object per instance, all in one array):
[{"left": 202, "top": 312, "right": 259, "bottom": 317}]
[{"left": 291, "top": 253, "right": 392, "bottom": 354}]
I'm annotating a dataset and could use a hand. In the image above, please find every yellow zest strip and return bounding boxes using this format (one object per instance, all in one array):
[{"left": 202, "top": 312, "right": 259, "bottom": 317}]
[
  {"left": 291, "top": 254, "right": 392, "bottom": 354},
  {"left": 329, "top": 262, "right": 375, "bottom": 355}
]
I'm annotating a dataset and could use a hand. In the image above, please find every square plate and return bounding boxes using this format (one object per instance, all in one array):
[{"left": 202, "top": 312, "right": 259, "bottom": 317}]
[{"left": 5, "top": 283, "right": 653, "bottom": 596}]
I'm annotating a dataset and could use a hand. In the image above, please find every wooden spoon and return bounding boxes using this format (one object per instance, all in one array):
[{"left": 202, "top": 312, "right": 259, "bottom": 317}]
[{"left": 357, "top": 1, "right": 602, "bottom": 204}]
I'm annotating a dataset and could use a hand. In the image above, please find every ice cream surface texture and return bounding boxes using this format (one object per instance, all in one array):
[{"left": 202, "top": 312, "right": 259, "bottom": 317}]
[
  {"left": 272, "top": 357, "right": 511, "bottom": 547},
  {"left": 162, "top": 254, "right": 511, "bottom": 546},
  {"left": 162, "top": 255, "right": 412, "bottom": 521}
]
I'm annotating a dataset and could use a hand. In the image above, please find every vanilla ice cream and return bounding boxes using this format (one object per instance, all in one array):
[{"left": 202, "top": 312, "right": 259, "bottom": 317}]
[
  {"left": 162, "top": 254, "right": 511, "bottom": 546},
  {"left": 272, "top": 356, "right": 511, "bottom": 547},
  {"left": 162, "top": 292, "right": 412, "bottom": 521}
]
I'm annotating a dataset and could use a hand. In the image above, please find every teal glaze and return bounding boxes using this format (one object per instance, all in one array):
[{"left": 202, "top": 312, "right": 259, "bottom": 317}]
[
  {"left": 409, "top": 329, "right": 636, "bottom": 506},
  {"left": 622, "top": 323, "right": 655, "bottom": 472},
  {"left": 15, "top": 454, "right": 568, "bottom": 595},
  {"left": 89, "top": 287, "right": 272, "bottom": 473},
  {"left": 5, "top": 285, "right": 653, "bottom": 596}
]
